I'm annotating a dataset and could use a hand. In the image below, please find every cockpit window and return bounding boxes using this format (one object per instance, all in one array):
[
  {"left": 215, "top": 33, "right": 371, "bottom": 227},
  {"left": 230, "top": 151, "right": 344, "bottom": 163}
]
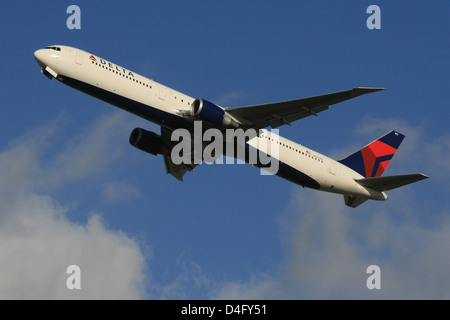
[{"left": 45, "top": 46, "right": 61, "bottom": 51}]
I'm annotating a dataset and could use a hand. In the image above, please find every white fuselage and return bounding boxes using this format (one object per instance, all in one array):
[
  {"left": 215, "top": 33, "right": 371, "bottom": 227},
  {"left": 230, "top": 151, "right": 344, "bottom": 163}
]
[{"left": 34, "top": 45, "right": 387, "bottom": 202}]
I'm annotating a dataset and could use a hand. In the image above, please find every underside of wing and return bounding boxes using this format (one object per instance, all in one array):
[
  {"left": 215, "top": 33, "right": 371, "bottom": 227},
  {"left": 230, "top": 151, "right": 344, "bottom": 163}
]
[
  {"left": 160, "top": 126, "right": 199, "bottom": 181},
  {"left": 225, "top": 87, "right": 384, "bottom": 129},
  {"left": 163, "top": 154, "right": 198, "bottom": 181}
]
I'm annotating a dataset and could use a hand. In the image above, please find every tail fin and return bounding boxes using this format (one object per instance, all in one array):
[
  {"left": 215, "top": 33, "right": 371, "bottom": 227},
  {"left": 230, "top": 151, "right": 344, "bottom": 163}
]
[{"left": 338, "top": 131, "right": 405, "bottom": 178}]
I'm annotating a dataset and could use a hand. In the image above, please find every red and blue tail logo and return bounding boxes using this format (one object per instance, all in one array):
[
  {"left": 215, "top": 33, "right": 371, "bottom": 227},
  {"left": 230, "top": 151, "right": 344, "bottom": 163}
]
[{"left": 339, "top": 131, "right": 405, "bottom": 178}]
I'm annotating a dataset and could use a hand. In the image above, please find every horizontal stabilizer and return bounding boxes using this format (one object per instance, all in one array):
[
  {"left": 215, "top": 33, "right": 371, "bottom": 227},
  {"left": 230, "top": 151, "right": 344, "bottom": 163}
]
[{"left": 355, "top": 173, "right": 429, "bottom": 191}]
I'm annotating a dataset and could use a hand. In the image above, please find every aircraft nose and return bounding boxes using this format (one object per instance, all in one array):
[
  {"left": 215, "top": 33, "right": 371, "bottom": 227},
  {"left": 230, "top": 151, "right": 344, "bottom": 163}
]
[
  {"left": 34, "top": 49, "right": 47, "bottom": 68},
  {"left": 34, "top": 48, "right": 58, "bottom": 68}
]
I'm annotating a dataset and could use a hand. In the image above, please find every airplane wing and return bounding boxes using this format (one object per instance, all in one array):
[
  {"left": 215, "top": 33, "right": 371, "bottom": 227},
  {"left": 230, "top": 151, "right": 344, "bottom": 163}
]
[
  {"left": 163, "top": 154, "right": 197, "bottom": 181},
  {"left": 225, "top": 87, "right": 384, "bottom": 129},
  {"left": 159, "top": 126, "right": 198, "bottom": 181}
]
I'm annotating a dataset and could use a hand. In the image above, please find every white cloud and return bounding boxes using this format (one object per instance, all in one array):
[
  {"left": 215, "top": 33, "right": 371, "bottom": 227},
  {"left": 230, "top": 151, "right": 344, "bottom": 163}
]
[
  {"left": 423, "top": 134, "right": 450, "bottom": 179},
  {"left": 40, "top": 111, "right": 135, "bottom": 187},
  {"left": 213, "top": 276, "right": 279, "bottom": 300},
  {"left": 102, "top": 181, "right": 142, "bottom": 204},
  {"left": 281, "top": 190, "right": 450, "bottom": 299},
  {"left": 0, "top": 194, "right": 147, "bottom": 299},
  {"left": 211, "top": 189, "right": 450, "bottom": 299},
  {"left": 0, "top": 112, "right": 148, "bottom": 299},
  {"left": 213, "top": 91, "right": 251, "bottom": 107},
  {"left": 152, "top": 256, "right": 212, "bottom": 299}
]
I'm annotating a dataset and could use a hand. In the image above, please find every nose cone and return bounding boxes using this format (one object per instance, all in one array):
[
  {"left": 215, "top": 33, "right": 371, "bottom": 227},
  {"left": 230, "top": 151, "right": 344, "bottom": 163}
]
[
  {"left": 34, "top": 49, "right": 46, "bottom": 68},
  {"left": 34, "top": 48, "right": 58, "bottom": 69}
]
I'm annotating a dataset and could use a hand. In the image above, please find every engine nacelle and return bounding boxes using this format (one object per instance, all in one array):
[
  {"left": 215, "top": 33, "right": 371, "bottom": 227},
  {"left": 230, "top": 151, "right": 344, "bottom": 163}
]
[
  {"left": 190, "top": 99, "right": 239, "bottom": 128},
  {"left": 129, "top": 128, "right": 164, "bottom": 156}
]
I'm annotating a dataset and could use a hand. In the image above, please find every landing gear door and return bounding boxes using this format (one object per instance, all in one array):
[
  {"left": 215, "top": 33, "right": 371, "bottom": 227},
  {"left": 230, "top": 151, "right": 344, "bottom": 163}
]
[
  {"left": 324, "top": 160, "right": 338, "bottom": 188},
  {"left": 158, "top": 86, "right": 166, "bottom": 101},
  {"left": 75, "top": 51, "right": 83, "bottom": 65},
  {"left": 330, "top": 161, "right": 337, "bottom": 175}
]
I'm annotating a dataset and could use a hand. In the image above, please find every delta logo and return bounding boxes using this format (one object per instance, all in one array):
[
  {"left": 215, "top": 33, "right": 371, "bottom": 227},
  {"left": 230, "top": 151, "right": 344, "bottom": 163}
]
[
  {"left": 361, "top": 140, "right": 396, "bottom": 177},
  {"left": 90, "top": 55, "right": 135, "bottom": 77}
]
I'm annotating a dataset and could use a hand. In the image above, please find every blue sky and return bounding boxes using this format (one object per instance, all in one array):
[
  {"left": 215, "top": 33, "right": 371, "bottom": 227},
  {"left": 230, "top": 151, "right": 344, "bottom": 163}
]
[{"left": 0, "top": 1, "right": 449, "bottom": 299}]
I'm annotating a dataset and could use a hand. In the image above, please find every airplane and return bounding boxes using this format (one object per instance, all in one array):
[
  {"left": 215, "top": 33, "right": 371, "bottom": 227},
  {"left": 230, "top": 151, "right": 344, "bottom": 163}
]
[{"left": 34, "top": 45, "right": 428, "bottom": 207}]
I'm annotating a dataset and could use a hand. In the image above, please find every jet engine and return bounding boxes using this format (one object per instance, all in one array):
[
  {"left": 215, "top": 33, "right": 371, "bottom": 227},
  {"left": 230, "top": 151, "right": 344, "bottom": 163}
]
[
  {"left": 190, "top": 99, "right": 239, "bottom": 128},
  {"left": 129, "top": 128, "right": 165, "bottom": 156}
]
